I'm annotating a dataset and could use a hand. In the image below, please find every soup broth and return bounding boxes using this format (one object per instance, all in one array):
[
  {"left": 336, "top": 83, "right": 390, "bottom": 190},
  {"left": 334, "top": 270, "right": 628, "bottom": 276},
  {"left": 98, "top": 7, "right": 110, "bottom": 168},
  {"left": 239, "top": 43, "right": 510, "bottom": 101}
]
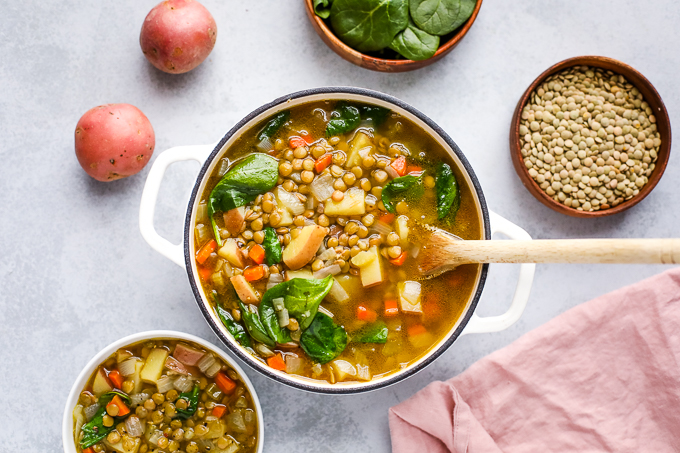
[{"left": 193, "top": 100, "right": 482, "bottom": 384}]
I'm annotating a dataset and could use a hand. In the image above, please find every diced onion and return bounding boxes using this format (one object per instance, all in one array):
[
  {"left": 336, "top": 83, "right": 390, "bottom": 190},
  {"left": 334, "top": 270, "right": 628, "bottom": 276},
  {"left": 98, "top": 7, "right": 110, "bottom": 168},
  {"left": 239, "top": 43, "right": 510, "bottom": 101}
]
[
  {"left": 371, "top": 221, "right": 392, "bottom": 235},
  {"left": 173, "top": 375, "right": 194, "bottom": 393},
  {"left": 358, "top": 119, "right": 374, "bottom": 129},
  {"left": 84, "top": 403, "right": 100, "bottom": 421},
  {"left": 310, "top": 174, "right": 335, "bottom": 201},
  {"left": 226, "top": 412, "right": 247, "bottom": 434},
  {"left": 195, "top": 203, "right": 208, "bottom": 223},
  {"left": 255, "top": 137, "right": 274, "bottom": 152},
  {"left": 156, "top": 375, "right": 174, "bottom": 394},
  {"left": 318, "top": 306, "right": 334, "bottom": 318},
  {"left": 269, "top": 273, "right": 284, "bottom": 284},
  {"left": 74, "top": 405, "right": 85, "bottom": 437},
  {"left": 130, "top": 392, "right": 151, "bottom": 407},
  {"left": 318, "top": 248, "right": 336, "bottom": 261},
  {"left": 277, "top": 308, "right": 290, "bottom": 327},
  {"left": 306, "top": 195, "right": 316, "bottom": 210},
  {"left": 272, "top": 297, "right": 285, "bottom": 312},
  {"left": 216, "top": 159, "right": 230, "bottom": 177},
  {"left": 304, "top": 218, "right": 316, "bottom": 226},
  {"left": 254, "top": 343, "right": 275, "bottom": 358},
  {"left": 313, "top": 264, "right": 341, "bottom": 279},
  {"left": 148, "top": 429, "right": 163, "bottom": 446},
  {"left": 197, "top": 353, "right": 216, "bottom": 373},
  {"left": 205, "top": 361, "right": 221, "bottom": 378},
  {"left": 410, "top": 243, "right": 420, "bottom": 258},
  {"left": 358, "top": 146, "right": 372, "bottom": 159},
  {"left": 385, "top": 164, "right": 400, "bottom": 179},
  {"left": 276, "top": 188, "right": 305, "bottom": 215},
  {"left": 118, "top": 358, "right": 139, "bottom": 377},
  {"left": 285, "top": 355, "right": 304, "bottom": 375},
  {"left": 125, "top": 415, "right": 144, "bottom": 438},
  {"left": 327, "top": 280, "right": 349, "bottom": 304}
]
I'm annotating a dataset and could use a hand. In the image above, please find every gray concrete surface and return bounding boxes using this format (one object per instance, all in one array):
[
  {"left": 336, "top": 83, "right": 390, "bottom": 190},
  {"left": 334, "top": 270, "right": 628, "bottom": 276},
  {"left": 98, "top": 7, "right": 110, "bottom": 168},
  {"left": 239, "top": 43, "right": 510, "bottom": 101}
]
[{"left": 1, "top": 1, "right": 678, "bottom": 451}]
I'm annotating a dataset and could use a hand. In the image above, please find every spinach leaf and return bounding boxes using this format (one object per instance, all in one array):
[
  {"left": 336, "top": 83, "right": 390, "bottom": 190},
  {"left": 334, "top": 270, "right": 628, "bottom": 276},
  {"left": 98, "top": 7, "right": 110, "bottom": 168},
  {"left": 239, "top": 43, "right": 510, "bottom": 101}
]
[
  {"left": 238, "top": 301, "right": 275, "bottom": 347},
  {"left": 353, "top": 321, "right": 388, "bottom": 343},
  {"left": 313, "top": 0, "right": 333, "bottom": 18},
  {"left": 257, "top": 111, "right": 290, "bottom": 141},
  {"left": 259, "top": 296, "right": 292, "bottom": 344},
  {"left": 326, "top": 103, "right": 360, "bottom": 137},
  {"left": 80, "top": 390, "right": 132, "bottom": 448},
  {"left": 97, "top": 390, "right": 130, "bottom": 406},
  {"left": 208, "top": 154, "right": 279, "bottom": 245},
  {"left": 435, "top": 162, "right": 460, "bottom": 219},
  {"left": 410, "top": 0, "right": 476, "bottom": 36},
  {"left": 282, "top": 276, "right": 334, "bottom": 330},
  {"left": 262, "top": 227, "right": 282, "bottom": 266},
  {"left": 359, "top": 105, "right": 390, "bottom": 126},
  {"left": 389, "top": 18, "right": 440, "bottom": 61},
  {"left": 300, "top": 313, "right": 348, "bottom": 363},
  {"left": 381, "top": 174, "right": 421, "bottom": 214},
  {"left": 80, "top": 405, "right": 114, "bottom": 449},
  {"left": 174, "top": 385, "right": 200, "bottom": 420},
  {"left": 216, "top": 301, "right": 251, "bottom": 348},
  {"left": 330, "top": 0, "right": 409, "bottom": 52}
]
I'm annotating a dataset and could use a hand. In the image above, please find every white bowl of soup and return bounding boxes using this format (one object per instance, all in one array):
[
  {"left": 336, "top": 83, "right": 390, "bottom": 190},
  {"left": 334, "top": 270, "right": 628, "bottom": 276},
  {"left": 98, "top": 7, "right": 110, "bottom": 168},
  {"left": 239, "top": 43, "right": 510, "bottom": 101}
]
[
  {"left": 63, "top": 331, "right": 264, "bottom": 453},
  {"left": 139, "top": 88, "right": 535, "bottom": 393}
]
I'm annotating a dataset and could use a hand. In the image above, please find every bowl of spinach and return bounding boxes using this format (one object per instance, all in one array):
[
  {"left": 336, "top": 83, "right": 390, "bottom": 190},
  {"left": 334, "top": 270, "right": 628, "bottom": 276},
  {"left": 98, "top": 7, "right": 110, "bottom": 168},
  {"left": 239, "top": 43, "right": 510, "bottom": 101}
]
[{"left": 305, "top": 0, "right": 482, "bottom": 72}]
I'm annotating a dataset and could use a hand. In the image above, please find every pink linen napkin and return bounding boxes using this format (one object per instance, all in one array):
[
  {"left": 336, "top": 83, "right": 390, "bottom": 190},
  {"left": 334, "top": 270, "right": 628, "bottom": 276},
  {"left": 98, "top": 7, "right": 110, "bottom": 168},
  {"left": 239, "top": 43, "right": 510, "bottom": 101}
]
[{"left": 389, "top": 267, "right": 680, "bottom": 453}]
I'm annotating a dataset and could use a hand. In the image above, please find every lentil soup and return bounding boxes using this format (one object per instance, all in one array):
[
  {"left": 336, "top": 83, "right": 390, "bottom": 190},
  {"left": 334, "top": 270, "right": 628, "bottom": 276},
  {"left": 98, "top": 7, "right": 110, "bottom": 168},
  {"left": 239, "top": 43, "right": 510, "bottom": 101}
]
[
  {"left": 72, "top": 339, "right": 259, "bottom": 453},
  {"left": 193, "top": 100, "right": 483, "bottom": 384}
]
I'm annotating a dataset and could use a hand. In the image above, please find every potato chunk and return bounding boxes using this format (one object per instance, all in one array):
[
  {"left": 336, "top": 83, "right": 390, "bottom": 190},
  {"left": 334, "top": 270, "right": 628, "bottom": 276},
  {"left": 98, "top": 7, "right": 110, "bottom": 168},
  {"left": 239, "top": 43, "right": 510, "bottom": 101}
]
[
  {"left": 346, "top": 131, "right": 373, "bottom": 167},
  {"left": 222, "top": 207, "right": 245, "bottom": 236},
  {"left": 285, "top": 269, "right": 314, "bottom": 280},
  {"left": 230, "top": 275, "right": 260, "bottom": 304},
  {"left": 398, "top": 281, "right": 423, "bottom": 314},
  {"left": 324, "top": 187, "right": 366, "bottom": 216},
  {"left": 282, "top": 224, "right": 327, "bottom": 270},
  {"left": 140, "top": 348, "right": 169, "bottom": 384},
  {"left": 92, "top": 368, "right": 113, "bottom": 396},
  {"left": 218, "top": 239, "right": 246, "bottom": 268},
  {"left": 359, "top": 246, "right": 384, "bottom": 288}
]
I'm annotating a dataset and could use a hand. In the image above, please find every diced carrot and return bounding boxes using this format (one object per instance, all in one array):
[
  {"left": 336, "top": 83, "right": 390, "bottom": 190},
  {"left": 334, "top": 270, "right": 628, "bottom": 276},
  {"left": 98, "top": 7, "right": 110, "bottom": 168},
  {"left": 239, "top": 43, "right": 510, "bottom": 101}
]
[
  {"left": 83, "top": 448, "right": 95, "bottom": 453},
  {"left": 390, "top": 156, "right": 407, "bottom": 176},
  {"left": 197, "top": 266, "right": 212, "bottom": 281},
  {"left": 267, "top": 353, "right": 287, "bottom": 371},
  {"left": 212, "top": 404, "right": 227, "bottom": 418},
  {"left": 215, "top": 371, "right": 237, "bottom": 395},
  {"left": 106, "top": 394, "right": 130, "bottom": 417},
  {"left": 196, "top": 239, "right": 217, "bottom": 265},
  {"left": 379, "top": 213, "right": 395, "bottom": 224},
  {"left": 356, "top": 304, "right": 378, "bottom": 322},
  {"left": 243, "top": 265, "right": 265, "bottom": 282},
  {"left": 108, "top": 370, "right": 123, "bottom": 389},
  {"left": 407, "top": 324, "right": 427, "bottom": 337},
  {"left": 301, "top": 133, "right": 313, "bottom": 144},
  {"left": 289, "top": 136, "right": 307, "bottom": 149},
  {"left": 406, "top": 165, "right": 422, "bottom": 174},
  {"left": 384, "top": 299, "right": 399, "bottom": 317},
  {"left": 314, "top": 153, "right": 332, "bottom": 173},
  {"left": 389, "top": 251, "right": 407, "bottom": 266},
  {"left": 249, "top": 244, "right": 266, "bottom": 265},
  {"left": 423, "top": 301, "right": 442, "bottom": 319}
]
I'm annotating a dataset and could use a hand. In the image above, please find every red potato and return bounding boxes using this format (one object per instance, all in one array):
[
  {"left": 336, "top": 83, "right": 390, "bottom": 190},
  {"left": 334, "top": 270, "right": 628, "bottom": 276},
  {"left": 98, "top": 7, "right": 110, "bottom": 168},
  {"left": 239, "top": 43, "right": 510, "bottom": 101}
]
[
  {"left": 75, "top": 104, "right": 155, "bottom": 182},
  {"left": 140, "top": 0, "right": 217, "bottom": 74}
]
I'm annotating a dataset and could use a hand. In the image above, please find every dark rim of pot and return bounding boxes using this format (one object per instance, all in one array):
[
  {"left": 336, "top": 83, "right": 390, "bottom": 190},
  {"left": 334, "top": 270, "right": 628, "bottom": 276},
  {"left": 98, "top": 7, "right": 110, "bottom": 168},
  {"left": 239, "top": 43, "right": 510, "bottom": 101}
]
[{"left": 183, "top": 87, "right": 491, "bottom": 394}]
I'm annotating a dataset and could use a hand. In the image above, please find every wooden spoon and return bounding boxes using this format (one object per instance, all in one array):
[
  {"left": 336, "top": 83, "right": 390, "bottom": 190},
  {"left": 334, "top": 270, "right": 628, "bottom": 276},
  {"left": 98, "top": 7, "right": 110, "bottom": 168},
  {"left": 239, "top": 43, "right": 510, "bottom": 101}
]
[{"left": 417, "top": 226, "right": 680, "bottom": 278}]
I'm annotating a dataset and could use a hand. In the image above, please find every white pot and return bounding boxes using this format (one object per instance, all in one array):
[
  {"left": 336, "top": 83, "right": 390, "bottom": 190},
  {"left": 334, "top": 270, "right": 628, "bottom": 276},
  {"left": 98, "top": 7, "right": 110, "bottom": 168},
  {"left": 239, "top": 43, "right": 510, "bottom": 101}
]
[
  {"left": 139, "top": 87, "right": 536, "bottom": 394},
  {"left": 62, "top": 330, "right": 264, "bottom": 453}
]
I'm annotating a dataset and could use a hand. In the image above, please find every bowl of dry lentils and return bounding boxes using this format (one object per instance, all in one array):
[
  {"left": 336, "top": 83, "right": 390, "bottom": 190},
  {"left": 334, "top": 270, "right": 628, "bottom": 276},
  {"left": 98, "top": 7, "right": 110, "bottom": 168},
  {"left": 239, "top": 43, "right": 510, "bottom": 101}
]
[{"left": 510, "top": 56, "right": 671, "bottom": 217}]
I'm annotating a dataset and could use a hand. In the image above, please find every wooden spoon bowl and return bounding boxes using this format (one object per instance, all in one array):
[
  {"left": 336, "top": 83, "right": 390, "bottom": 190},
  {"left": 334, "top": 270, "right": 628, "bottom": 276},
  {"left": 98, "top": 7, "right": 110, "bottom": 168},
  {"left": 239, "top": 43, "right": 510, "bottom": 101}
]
[
  {"left": 509, "top": 56, "right": 672, "bottom": 218},
  {"left": 303, "top": 0, "right": 483, "bottom": 72}
]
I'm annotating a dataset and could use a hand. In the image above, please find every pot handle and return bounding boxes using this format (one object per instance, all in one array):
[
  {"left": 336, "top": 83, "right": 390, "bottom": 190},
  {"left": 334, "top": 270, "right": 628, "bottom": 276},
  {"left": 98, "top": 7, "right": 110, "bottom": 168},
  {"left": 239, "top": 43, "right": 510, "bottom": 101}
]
[
  {"left": 139, "top": 144, "right": 214, "bottom": 268},
  {"left": 461, "top": 211, "right": 536, "bottom": 335}
]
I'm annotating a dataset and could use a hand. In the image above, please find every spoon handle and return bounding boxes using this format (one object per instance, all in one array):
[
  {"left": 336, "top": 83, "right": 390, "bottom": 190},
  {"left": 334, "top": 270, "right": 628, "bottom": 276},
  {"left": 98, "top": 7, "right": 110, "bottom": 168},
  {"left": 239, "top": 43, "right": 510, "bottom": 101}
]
[{"left": 449, "top": 238, "right": 680, "bottom": 264}]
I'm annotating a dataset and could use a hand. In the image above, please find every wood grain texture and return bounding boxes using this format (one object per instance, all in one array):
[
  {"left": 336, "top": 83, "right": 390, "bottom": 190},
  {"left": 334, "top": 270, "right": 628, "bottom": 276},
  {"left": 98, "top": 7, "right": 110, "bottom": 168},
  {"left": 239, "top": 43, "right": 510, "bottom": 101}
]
[
  {"left": 303, "top": 0, "right": 483, "bottom": 73},
  {"left": 509, "top": 56, "right": 672, "bottom": 218},
  {"left": 419, "top": 229, "right": 680, "bottom": 275}
]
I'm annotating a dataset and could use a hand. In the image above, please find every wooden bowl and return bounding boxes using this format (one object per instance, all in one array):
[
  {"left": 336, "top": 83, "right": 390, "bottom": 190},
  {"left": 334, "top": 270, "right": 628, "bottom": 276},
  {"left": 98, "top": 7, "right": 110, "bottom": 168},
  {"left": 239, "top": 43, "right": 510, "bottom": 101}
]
[
  {"left": 510, "top": 56, "right": 672, "bottom": 218},
  {"left": 303, "top": 0, "right": 483, "bottom": 72}
]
